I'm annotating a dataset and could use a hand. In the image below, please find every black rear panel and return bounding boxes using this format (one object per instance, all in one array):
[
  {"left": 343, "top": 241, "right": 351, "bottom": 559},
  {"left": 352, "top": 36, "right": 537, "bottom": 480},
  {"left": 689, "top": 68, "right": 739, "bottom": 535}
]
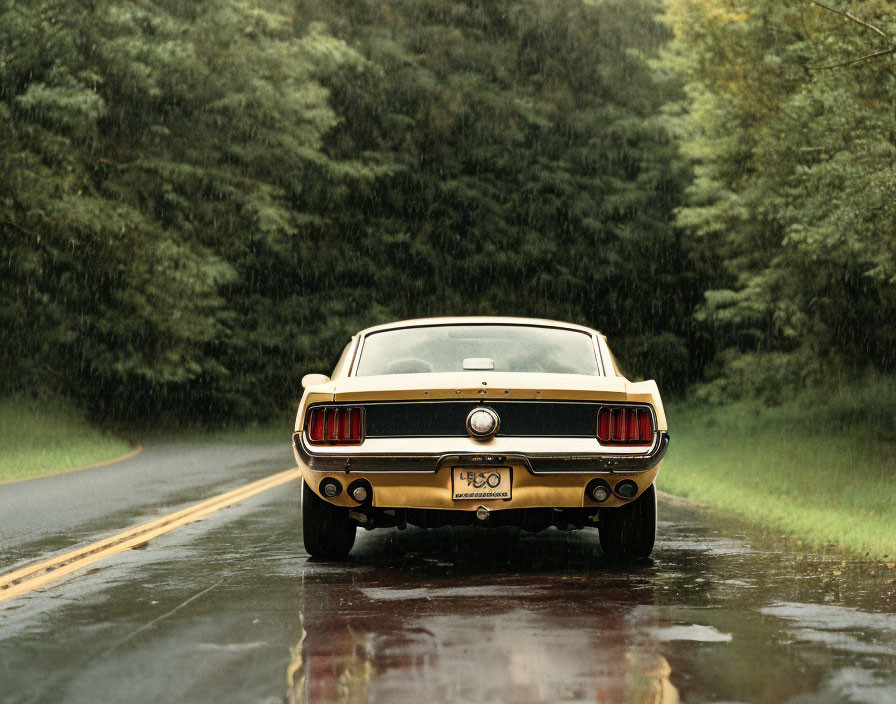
[{"left": 361, "top": 401, "right": 598, "bottom": 438}]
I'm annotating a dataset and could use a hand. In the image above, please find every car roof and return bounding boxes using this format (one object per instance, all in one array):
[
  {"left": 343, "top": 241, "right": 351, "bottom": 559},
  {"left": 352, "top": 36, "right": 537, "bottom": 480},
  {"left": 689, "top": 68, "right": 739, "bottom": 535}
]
[{"left": 357, "top": 316, "right": 601, "bottom": 337}]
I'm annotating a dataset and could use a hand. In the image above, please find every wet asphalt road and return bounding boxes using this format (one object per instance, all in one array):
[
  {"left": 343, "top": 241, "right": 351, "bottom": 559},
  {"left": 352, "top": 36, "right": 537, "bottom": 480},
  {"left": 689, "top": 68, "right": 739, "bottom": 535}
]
[
  {"left": 2, "top": 444, "right": 896, "bottom": 703},
  {"left": 0, "top": 441, "right": 292, "bottom": 574}
]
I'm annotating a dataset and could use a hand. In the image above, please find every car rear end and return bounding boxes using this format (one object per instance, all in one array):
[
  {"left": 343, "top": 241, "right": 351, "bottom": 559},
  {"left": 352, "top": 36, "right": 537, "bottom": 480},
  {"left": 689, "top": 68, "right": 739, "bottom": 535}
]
[
  {"left": 295, "top": 379, "right": 667, "bottom": 517},
  {"left": 293, "top": 318, "right": 669, "bottom": 559}
]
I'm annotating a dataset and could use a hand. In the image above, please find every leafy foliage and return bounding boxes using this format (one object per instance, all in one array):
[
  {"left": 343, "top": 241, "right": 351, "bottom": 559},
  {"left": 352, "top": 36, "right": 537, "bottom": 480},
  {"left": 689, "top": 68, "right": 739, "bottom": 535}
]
[
  {"left": 1, "top": 0, "right": 378, "bottom": 419},
  {"left": 2, "top": 0, "right": 699, "bottom": 421},
  {"left": 665, "top": 0, "right": 896, "bottom": 399}
]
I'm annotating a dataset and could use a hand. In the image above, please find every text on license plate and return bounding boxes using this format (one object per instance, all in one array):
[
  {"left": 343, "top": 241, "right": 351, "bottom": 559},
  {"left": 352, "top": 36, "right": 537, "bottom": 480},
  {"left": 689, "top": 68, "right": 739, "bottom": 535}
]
[{"left": 452, "top": 467, "right": 512, "bottom": 500}]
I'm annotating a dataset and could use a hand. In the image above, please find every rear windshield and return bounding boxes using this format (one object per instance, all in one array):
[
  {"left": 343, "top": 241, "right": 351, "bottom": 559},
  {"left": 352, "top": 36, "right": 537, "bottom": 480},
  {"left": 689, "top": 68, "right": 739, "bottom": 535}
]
[{"left": 354, "top": 325, "right": 600, "bottom": 376}]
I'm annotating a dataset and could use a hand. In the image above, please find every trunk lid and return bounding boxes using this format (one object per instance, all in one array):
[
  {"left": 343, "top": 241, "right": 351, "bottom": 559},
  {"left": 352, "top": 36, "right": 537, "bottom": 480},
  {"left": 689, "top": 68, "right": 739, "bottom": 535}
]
[{"left": 331, "top": 372, "right": 629, "bottom": 402}]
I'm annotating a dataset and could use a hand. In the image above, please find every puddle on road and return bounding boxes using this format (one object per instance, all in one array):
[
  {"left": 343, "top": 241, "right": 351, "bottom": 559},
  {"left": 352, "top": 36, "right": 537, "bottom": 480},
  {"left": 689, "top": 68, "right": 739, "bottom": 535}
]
[
  {"left": 761, "top": 602, "right": 896, "bottom": 635},
  {"left": 284, "top": 501, "right": 896, "bottom": 704},
  {"left": 2, "top": 491, "right": 895, "bottom": 704},
  {"left": 359, "top": 584, "right": 513, "bottom": 601},
  {"left": 817, "top": 667, "right": 896, "bottom": 704},
  {"left": 290, "top": 569, "right": 682, "bottom": 704},
  {"left": 761, "top": 601, "right": 896, "bottom": 658},
  {"left": 648, "top": 624, "right": 733, "bottom": 642}
]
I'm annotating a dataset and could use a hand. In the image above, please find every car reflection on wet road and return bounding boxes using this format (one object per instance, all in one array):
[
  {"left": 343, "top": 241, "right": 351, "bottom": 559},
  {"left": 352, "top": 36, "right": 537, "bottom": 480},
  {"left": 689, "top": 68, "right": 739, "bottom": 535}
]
[
  {"left": 289, "top": 538, "right": 681, "bottom": 703},
  {"left": 1, "top": 449, "right": 895, "bottom": 703},
  {"left": 287, "top": 514, "right": 896, "bottom": 704}
]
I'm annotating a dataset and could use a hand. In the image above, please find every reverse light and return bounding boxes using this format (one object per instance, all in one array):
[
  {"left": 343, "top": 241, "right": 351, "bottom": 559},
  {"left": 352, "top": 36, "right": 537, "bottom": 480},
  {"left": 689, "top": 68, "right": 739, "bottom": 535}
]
[
  {"left": 597, "top": 406, "right": 655, "bottom": 445},
  {"left": 305, "top": 406, "right": 364, "bottom": 445}
]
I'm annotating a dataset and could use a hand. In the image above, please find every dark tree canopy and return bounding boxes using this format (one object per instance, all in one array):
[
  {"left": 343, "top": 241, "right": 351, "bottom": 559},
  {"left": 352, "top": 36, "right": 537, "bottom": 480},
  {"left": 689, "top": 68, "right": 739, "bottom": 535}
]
[
  {"left": 0, "top": 0, "right": 700, "bottom": 421},
  {"left": 3, "top": 0, "right": 892, "bottom": 422},
  {"left": 666, "top": 0, "right": 896, "bottom": 400}
]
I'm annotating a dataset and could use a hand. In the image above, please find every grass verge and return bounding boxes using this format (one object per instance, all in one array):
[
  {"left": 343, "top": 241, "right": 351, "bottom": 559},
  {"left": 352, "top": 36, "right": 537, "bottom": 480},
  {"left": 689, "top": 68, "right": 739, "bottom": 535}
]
[
  {"left": 0, "top": 397, "right": 134, "bottom": 483},
  {"left": 0, "top": 395, "right": 295, "bottom": 484},
  {"left": 658, "top": 393, "right": 896, "bottom": 560}
]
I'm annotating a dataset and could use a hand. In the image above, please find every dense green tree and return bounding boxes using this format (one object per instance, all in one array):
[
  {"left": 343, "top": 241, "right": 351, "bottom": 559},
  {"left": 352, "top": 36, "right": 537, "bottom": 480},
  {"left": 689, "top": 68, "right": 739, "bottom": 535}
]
[
  {"left": 1, "top": 0, "right": 376, "bottom": 418},
  {"left": 1, "top": 0, "right": 699, "bottom": 421},
  {"left": 665, "top": 0, "right": 896, "bottom": 399},
  {"left": 295, "top": 0, "right": 700, "bottom": 391}
]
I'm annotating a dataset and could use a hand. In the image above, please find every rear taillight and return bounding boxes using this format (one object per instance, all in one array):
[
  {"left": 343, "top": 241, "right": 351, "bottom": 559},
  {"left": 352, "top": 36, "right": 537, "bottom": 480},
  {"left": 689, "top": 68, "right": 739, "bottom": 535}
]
[
  {"left": 596, "top": 406, "right": 655, "bottom": 445},
  {"left": 305, "top": 406, "right": 364, "bottom": 445}
]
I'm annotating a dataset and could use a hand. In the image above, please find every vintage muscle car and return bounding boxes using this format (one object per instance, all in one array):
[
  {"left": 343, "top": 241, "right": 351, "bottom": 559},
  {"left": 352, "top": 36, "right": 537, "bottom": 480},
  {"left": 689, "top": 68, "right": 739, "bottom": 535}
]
[{"left": 292, "top": 317, "right": 669, "bottom": 561}]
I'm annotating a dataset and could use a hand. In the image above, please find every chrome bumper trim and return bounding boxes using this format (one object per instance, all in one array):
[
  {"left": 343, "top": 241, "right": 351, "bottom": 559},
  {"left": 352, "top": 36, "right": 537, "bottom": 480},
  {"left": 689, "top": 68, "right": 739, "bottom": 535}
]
[{"left": 294, "top": 432, "right": 669, "bottom": 475}]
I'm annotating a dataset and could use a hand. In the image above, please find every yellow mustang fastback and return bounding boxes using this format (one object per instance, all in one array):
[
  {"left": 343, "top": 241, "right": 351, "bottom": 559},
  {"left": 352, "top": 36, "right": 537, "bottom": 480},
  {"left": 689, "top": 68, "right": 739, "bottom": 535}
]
[{"left": 292, "top": 317, "right": 668, "bottom": 561}]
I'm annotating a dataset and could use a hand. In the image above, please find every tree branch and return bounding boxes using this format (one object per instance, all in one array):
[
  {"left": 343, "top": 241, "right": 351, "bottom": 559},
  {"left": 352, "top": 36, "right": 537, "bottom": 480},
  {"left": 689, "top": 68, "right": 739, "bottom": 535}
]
[
  {"left": 800, "top": 9, "right": 814, "bottom": 42},
  {"left": 808, "top": 46, "right": 896, "bottom": 70},
  {"left": 809, "top": 1, "right": 892, "bottom": 40}
]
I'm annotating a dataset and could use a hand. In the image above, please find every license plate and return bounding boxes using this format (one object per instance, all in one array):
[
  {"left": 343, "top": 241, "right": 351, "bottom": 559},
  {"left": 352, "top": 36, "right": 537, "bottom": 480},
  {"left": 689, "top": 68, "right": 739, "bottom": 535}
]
[{"left": 452, "top": 467, "right": 512, "bottom": 500}]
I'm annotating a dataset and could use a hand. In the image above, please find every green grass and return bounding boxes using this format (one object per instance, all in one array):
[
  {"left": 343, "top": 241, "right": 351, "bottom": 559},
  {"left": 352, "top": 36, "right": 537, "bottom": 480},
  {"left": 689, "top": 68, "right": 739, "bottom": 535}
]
[
  {"left": 0, "top": 397, "right": 134, "bottom": 483},
  {"left": 0, "top": 396, "right": 294, "bottom": 483},
  {"left": 658, "top": 391, "right": 896, "bottom": 560}
]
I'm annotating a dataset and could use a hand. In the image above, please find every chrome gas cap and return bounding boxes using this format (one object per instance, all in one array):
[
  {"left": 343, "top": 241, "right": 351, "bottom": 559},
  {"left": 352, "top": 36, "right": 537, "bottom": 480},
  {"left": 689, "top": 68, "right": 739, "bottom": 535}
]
[{"left": 466, "top": 407, "right": 500, "bottom": 440}]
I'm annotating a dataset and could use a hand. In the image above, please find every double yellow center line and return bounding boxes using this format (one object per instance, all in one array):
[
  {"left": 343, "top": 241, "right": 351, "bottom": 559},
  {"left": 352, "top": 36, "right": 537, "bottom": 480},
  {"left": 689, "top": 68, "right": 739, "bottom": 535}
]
[{"left": 0, "top": 467, "right": 300, "bottom": 603}]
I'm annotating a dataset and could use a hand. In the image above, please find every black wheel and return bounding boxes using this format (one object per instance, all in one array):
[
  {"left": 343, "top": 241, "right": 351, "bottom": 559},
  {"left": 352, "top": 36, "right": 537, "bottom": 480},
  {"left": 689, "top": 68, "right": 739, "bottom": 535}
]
[
  {"left": 599, "top": 483, "right": 656, "bottom": 561},
  {"left": 302, "top": 479, "right": 356, "bottom": 559}
]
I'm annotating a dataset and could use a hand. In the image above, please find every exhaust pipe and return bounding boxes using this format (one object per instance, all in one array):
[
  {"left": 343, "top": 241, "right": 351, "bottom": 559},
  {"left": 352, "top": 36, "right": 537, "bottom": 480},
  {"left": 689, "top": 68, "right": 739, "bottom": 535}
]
[{"left": 585, "top": 478, "right": 612, "bottom": 503}]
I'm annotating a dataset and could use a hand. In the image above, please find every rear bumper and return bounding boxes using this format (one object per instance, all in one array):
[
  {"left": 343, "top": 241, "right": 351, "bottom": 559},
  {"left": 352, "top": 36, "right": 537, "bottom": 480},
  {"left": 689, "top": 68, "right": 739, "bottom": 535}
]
[
  {"left": 293, "top": 433, "right": 668, "bottom": 511},
  {"left": 298, "top": 461, "right": 662, "bottom": 510},
  {"left": 294, "top": 431, "right": 669, "bottom": 475}
]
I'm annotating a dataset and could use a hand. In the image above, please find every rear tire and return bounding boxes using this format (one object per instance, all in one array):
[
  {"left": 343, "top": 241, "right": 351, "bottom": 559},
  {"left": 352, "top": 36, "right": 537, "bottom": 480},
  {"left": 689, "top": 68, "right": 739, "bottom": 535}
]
[
  {"left": 599, "top": 483, "right": 656, "bottom": 561},
  {"left": 302, "top": 480, "right": 356, "bottom": 559}
]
